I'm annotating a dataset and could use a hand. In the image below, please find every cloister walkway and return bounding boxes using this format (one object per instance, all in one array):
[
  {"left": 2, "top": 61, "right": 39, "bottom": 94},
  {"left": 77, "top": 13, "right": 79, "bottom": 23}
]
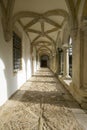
[{"left": 0, "top": 68, "right": 86, "bottom": 130}]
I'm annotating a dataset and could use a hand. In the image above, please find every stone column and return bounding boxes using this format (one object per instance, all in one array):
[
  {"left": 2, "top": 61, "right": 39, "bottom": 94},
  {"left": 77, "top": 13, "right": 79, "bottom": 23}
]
[
  {"left": 52, "top": 53, "right": 57, "bottom": 73},
  {"left": 80, "top": 21, "right": 87, "bottom": 90},
  {"left": 56, "top": 50, "right": 60, "bottom": 75},
  {"left": 65, "top": 48, "right": 70, "bottom": 78},
  {"left": 71, "top": 27, "right": 81, "bottom": 89},
  {"left": 63, "top": 45, "right": 70, "bottom": 79},
  {"left": 60, "top": 52, "right": 63, "bottom": 75},
  {"left": 31, "top": 45, "right": 34, "bottom": 75},
  {"left": 50, "top": 55, "right": 53, "bottom": 70},
  {"left": 51, "top": 55, "right": 55, "bottom": 72},
  {"left": 54, "top": 53, "right": 57, "bottom": 73},
  {"left": 57, "top": 48, "right": 63, "bottom": 75}
]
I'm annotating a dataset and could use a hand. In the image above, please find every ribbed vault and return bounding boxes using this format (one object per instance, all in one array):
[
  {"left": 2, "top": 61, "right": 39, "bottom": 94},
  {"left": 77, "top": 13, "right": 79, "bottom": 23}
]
[{"left": 0, "top": 0, "right": 82, "bottom": 56}]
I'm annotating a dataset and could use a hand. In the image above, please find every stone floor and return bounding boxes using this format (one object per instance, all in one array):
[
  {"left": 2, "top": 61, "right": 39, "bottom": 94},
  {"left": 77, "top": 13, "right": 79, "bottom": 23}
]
[{"left": 0, "top": 68, "right": 87, "bottom": 130}]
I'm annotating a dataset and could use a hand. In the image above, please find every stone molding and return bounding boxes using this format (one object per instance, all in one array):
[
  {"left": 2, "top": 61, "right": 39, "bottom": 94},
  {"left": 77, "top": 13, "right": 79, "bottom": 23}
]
[
  {"left": 0, "top": 0, "right": 15, "bottom": 41},
  {"left": 1, "top": 7, "right": 69, "bottom": 42}
]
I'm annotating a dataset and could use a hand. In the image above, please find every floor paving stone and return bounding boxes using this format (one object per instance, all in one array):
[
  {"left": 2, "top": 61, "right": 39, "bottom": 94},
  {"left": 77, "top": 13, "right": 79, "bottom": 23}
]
[{"left": 0, "top": 68, "right": 86, "bottom": 130}]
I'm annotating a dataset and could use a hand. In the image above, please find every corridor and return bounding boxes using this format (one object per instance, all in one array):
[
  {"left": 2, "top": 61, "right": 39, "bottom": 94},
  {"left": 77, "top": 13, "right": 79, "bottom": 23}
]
[{"left": 0, "top": 68, "right": 86, "bottom": 130}]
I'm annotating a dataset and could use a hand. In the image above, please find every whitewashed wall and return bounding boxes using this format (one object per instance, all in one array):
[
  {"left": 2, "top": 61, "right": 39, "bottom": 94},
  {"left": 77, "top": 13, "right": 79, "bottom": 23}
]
[
  {"left": 0, "top": 10, "right": 32, "bottom": 106},
  {"left": 33, "top": 47, "right": 37, "bottom": 73}
]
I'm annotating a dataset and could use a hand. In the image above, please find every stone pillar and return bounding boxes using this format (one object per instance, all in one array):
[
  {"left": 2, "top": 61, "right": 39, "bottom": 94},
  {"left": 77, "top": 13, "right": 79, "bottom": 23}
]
[
  {"left": 65, "top": 49, "right": 70, "bottom": 78},
  {"left": 71, "top": 23, "right": 87, "bottom": 108},
  {"left": 57, "top": 48, "right": 63, "bottom": 75},
  {"left": 50, "top": 55, "right": 53, "bottom": 70},
  {"left": 38, "top": 55, "right": 40, "bottom": 69},
  {"left": 71, "top": 27, "right": 81, "bottom": 89},
  {"left": 56, "top": 51, "right": 59, "bottom": 75},
  {"left": 63, "top": 46, "right": 70, "bottom": 79},
  {"left": 31, "top": 45, "right": 34, "bottom": 75},
  {"left": 80, "top": 21, "right": 87, "bottom": 90},
  {"left": 36, "top": 54, "right": 38, "bottom": 70},
  {"left": 60, "top": 52, "right": 63, "bottom": 75},
  {"left": 52, "top": 55, "right": 55, "bottom": 72},
  {"left": 54, "top": 53, "right": 57, "bottom": 73},
  {"left": 52, "top": 53, "right": 57, "bottom": 73}
]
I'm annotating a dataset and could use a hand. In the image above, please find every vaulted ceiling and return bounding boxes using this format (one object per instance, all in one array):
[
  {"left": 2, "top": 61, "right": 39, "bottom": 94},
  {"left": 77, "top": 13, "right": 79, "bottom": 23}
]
[
  {"left": 0, "top": 0, "right": 82, "bottom": 56},
  {"left": 13, "top": 0, "right": 69, "bottom": 55}
]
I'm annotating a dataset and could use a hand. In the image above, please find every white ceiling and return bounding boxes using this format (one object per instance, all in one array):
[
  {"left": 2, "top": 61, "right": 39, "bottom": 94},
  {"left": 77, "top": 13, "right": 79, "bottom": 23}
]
[
  {"left": 13, "top": 0, "right": 68, "bottom": 14},
  {"left": 20, "top": 18, "right": 34, "bottom": 25},
  {"left": 29, "top": 22, "right": 41, "bottom": 31},
  {"left": 48, "top": 16, "right": 64, "bottom": 25},
  {"left": 13, "top": 0, "right": 69, "bottom": 55}
]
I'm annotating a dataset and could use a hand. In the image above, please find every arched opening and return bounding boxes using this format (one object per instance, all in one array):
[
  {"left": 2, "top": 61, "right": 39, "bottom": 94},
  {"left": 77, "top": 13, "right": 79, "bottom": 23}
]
[
  {"left": 68, "top": 36, "right": 72, "bottom": 77},
  {"left": 40, "top": 55, "right": 49, "bottom": 68}
]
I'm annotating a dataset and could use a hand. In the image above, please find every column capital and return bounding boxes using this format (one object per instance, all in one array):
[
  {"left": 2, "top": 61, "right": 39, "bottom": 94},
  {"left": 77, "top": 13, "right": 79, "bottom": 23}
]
[{"left": 62, "top": 43, "right": 69, "bottom": 51}]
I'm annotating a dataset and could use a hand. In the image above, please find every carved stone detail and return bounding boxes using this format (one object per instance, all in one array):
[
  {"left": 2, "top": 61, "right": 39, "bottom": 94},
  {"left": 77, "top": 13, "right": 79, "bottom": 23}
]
[{"left": 0, "top": 0, "right": 15, "bottom": 42}]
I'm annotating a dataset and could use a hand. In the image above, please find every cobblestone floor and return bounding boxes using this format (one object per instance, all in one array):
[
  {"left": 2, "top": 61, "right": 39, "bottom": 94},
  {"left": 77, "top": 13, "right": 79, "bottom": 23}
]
[{"left": 0, "top": 68, "right": 86, "bottom": 130}]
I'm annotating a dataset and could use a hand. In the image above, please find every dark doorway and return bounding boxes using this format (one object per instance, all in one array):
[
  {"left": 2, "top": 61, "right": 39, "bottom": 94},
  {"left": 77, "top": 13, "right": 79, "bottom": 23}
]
[
  {"left": 40, "top": 55, "right": 49, "bottom": 68},
  {"left": 41, "top": 60, "right": 47, "bottom": 67}
]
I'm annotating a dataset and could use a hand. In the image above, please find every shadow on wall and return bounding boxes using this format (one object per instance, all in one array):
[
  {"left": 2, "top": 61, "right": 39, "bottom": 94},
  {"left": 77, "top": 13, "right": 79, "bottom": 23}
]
[
  {"left": 0, "top": 50, "right": 33, "bottom": 106},
  {"left": 0, "top": 58, "right": 7, "bottom": 106},
  {"left": 0, "top": 58, "right": 18, "bottom": 106}
]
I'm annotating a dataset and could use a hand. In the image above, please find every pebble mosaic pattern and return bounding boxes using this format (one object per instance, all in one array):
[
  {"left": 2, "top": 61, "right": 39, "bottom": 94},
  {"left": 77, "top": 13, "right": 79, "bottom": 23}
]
[{"left": 0, "top": 68, "right": 84, "bottom": 130}]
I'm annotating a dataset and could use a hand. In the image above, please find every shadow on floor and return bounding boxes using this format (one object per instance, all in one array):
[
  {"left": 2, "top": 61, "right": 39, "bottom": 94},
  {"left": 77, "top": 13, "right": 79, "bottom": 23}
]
[{"left": 10, "top": 90, "right": 81, "bottom": 109}]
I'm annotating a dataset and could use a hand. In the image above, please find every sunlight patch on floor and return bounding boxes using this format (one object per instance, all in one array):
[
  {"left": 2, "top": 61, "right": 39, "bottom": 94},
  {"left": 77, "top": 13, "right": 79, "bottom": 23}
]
[{"left": 0, "top": 68, "right": 85, "bottom": 130}]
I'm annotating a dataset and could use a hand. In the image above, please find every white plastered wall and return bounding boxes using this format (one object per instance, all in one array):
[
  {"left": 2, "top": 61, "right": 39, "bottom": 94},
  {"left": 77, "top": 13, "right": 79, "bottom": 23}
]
[
  {"left": 33, "top": 47, "right": 37, "bottom": 73},
  {"left": 0, "top": 9, "right": 32, "bottom": 106}
]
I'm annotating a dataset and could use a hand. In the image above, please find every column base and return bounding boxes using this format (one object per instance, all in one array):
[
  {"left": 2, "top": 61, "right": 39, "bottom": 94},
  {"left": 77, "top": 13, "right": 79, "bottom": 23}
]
[{"left": 62, "top": 75, "right": 71, "bottom": 80}]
